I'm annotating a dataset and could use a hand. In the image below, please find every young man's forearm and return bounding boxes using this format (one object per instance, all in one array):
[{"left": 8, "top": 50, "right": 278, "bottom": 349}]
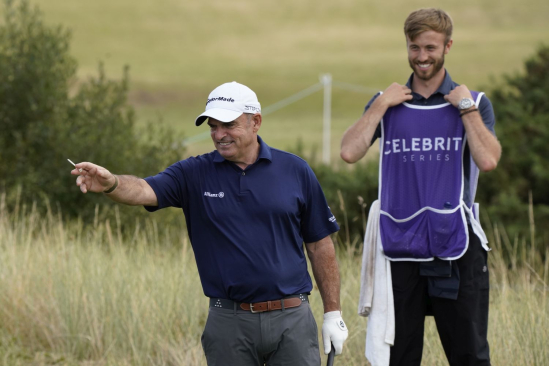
[
  {"left": 340, "top": 100, "right": 386, "bottom": 163},
  {"left": 461, "top": 112, "right": 501, "bottom": 172}
]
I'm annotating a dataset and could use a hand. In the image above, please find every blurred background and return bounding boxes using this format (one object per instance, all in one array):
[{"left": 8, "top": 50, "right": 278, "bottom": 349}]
[{"left": 30, "top": 0, "right": 549, "bottom": 157}]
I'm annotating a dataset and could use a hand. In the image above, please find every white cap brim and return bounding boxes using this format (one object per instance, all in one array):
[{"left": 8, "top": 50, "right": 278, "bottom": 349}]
[{"left": 195, "top": 108, "right": 243, "bottom": 126}]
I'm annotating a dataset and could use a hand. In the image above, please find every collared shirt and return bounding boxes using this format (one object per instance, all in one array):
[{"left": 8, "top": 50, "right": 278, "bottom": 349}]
[
  {"left": 366, "top": 70, "right": 496, "bottom": 207},
  {"left": 143, "top": 136, "right": 339, "bottom": 303}
]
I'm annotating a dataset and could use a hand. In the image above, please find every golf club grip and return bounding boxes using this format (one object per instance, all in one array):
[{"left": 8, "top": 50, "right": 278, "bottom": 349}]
[{"left": 326, "top": 343, "right": 335, "bottom": 366}]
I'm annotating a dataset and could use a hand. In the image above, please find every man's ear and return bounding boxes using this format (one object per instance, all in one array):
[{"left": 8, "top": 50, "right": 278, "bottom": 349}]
[
  {"left": 252, "top": 114, "right": 262, "bottom": 132},
  {"left": 444, "top": 39, "right": 453, "bottom": 54}
]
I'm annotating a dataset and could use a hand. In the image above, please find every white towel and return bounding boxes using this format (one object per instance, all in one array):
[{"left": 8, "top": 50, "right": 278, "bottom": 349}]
[{"left": 358, "top": 200, "right": 395, "bottom": 366}]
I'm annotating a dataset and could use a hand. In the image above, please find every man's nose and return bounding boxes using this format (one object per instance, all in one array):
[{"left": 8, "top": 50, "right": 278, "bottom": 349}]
[
  {"left": 213, "top": 127, "right": 227, "bottom": 140},
  {"left": 418, "top": 49, "right": 429, "bottom": 61}
]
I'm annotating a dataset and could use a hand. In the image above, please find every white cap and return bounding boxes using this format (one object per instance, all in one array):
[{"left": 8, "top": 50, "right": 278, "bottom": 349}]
[{"left": 195, "top": 82, "right": 261, "bottom": 126}]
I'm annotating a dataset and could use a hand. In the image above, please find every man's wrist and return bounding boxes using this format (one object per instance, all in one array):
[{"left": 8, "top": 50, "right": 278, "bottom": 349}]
[
  {"left": 324, "top": 310, "right": 342, "bottom": 318},
  {"left": 457, "top": 97, "right": 475, "bottom": 111},
  {"left": 323, "top": 303, "right": 341, "bottom": 314},
  {"left": 374, "top": 93, "right": 391, "bottom": 109},
  {"left": 459, "top": 108, "right": 479, "bottom": 117},
  {"left": 104, "top": 175, "right": 119, "bottom": 194}
]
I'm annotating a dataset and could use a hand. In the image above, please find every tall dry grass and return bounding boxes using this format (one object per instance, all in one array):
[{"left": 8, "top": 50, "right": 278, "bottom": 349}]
[
  {"left": 0, "top": 194, "right": 206, "bottom": 365},
  {"left": 0, "top": 193, "right": 548, "bottom": 365}
]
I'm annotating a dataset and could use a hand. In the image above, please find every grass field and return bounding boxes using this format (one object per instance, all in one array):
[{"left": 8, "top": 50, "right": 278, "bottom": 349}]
[
  {"left": 1, "top": 199, "right": 548, "bottom": 365},
  {"left": 27, "top": 0, "right": 549, "bottom": 161}
]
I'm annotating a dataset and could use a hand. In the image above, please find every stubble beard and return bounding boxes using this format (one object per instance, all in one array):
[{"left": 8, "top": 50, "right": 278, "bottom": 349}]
[{"left": 409, "top": 52, "right": 445, "bottom": 81}]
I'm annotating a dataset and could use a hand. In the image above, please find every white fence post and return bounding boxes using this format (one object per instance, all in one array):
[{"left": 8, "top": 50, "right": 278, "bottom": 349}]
[{"left": 321, "top": 73, "right": 332, "bottom": 165}]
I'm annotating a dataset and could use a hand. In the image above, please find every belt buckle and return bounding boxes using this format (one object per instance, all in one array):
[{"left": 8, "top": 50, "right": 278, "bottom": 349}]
[{"left": 249, "top": 303, "right": 259, "bottom": 313}]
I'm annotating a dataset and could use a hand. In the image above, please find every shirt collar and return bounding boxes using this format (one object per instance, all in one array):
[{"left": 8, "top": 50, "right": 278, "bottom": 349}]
[
  {"left": 212, "top": 135, "right": 272, "bottom": 163},
  {"left": 405, "top": 69, "right": 454, "bottom": 99},
  {"left": 255, "top": 135, "right": 272, "bottom": 162}
]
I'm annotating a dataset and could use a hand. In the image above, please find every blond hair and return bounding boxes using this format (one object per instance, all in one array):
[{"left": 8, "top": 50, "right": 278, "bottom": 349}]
[{"left": 404, "top": 8, "right": 453, "bottom": 44}]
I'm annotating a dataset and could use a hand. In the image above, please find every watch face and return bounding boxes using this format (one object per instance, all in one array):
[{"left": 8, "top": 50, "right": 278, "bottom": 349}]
[{"left": 459, "top": 98, "right": 474, "bottom": 110}]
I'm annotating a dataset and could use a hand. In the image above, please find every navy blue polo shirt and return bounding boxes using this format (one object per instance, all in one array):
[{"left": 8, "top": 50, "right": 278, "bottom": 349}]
[{"left": 144, "top": 136, "right": 339, "bottom": 303}]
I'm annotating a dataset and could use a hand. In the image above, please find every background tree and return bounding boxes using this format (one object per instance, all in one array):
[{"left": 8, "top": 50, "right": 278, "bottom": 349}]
[
  {"left": 477, "top": 45, "right": 549, "bottom": 241},
  {"left": 0, "top": 0, "right": 185, "bottom": 226}
]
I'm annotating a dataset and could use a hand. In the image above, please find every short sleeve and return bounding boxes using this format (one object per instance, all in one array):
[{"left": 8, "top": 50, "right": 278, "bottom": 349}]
[
  {"left": 300, "top": 164, "right": 339, "bottom": 243},
  {"left": 143, "top": 161, "right": 187, "bottom": 212},
  {"left": 478, "top": 95, "right": 497, "bottom": 136}
]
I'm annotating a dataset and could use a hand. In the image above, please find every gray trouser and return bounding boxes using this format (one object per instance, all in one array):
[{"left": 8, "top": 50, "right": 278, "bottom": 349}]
[{"left": 201, "top": 303, "right": 320, "bottom": 366}]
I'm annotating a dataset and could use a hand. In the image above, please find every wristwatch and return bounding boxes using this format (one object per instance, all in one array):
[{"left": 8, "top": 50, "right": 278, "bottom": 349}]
[{"left": 458, "top": 98, "right": 475, "bottom": 110}]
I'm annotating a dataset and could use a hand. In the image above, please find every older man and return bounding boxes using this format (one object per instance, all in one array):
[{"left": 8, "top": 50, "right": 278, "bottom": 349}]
[{"left": 72, "top": 81, "right": 348, "bottom": 366}]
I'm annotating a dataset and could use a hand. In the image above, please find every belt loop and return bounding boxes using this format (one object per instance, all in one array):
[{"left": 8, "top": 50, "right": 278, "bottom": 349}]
[
  {"left": 233, "top": 301, "right": 237, "bottom": 315},
  {"left": 281, "top": 299, "right": 285, "bottom": 312}
]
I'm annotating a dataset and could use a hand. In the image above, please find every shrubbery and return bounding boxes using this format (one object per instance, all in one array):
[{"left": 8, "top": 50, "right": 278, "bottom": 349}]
[
  {"left": 0, "top": 0, "right": 185, "bottom": 226},
  {"left": 476, "top": 46, "right": 549, "bottom": 238},
  {"left": 313, "top": 160, "right": 379, "bottom": 245}
]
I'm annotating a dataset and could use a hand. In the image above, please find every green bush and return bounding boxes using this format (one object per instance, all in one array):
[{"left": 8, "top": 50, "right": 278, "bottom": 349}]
[
  {"left": 289, "top": 142, "right": 379, "bottom": 245},
  {"left": 312, "top": 160, "right": 379, "bottom": 245},
  {"left": 477, "top": 45, "right": 549, "bottom": 239},
  {"left": 0, "top": 0, "right": 185, "bottom": 226}
]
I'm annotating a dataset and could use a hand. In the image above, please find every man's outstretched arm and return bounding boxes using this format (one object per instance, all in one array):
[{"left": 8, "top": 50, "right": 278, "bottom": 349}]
[{"left": 71, "top": 162, "right": 157, "bottom": 206}]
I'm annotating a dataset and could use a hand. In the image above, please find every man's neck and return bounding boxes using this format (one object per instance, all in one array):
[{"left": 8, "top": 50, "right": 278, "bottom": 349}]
[
  {"left": 234, "top": 141, "right": 260, "bottom": 170},
  {"left": 411, "top": 69, "right": 446, "bottom": 99}
]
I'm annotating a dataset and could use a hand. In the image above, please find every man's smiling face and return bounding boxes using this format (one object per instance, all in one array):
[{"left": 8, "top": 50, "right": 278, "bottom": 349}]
[
  {"left": 407, "top": 30, "right": 452, "bottom": 82},
  {"left": 208, "top": 113, "right": 260, "bottom": 165}
]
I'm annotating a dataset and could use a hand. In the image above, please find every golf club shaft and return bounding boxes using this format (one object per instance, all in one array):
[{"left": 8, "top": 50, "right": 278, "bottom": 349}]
[{"left": 326, "top": 344, "right": 335, "bottom": 366}]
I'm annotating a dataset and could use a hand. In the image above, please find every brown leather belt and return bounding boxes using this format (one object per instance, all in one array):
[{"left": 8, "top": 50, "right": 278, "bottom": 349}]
[
  {"left": 209, "top": 294, "right": 309, "bottom": 313},
  {"left": 240, "top": 297, "right": 302, "bottom": 312}
]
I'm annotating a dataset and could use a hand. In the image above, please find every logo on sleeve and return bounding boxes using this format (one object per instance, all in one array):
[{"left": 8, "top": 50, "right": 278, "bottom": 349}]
[
  {"left": 328, "top": 215, "right": 336, "bottom": 223},
  {"left": 204, "top": 192, "right": 225, "bottom": 198}
]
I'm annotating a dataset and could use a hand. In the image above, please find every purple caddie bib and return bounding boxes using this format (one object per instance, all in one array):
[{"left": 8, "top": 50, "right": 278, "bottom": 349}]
[{"left": 379, "top": 91, "right": 482, "bottom": 261}]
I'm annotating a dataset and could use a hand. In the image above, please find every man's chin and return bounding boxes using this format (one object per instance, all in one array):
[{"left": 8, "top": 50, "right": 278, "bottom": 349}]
[
  {"left": 413, "top": 67, "right": 435, "bottom": 81},
  {"left": 411, "top": 61, "right": 444, "bottom": 82},
  {"left": 216, "top": 148, "right": 234, "bottom": 160}
]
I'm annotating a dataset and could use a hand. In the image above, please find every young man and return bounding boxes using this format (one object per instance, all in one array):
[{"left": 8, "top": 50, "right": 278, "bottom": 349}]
[
  {"left": 71, "top": 81, "right": 348, "bottom": 366},
  {"left": 341, "top": 9, "right": 501, "bottom": 366}
]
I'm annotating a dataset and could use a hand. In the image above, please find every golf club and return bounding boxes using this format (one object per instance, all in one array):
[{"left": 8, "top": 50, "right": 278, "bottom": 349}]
[{"left": 326, "top": 343, "right": 335, "bottom": 366}]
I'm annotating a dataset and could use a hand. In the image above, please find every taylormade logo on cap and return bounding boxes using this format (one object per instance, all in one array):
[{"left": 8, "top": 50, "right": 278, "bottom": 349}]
[
  {"left": 195, "top": 81, "right": 261, "bottom": 126},
  {"left": 206, "top": 96, "right": 235, "bottom": 105}
]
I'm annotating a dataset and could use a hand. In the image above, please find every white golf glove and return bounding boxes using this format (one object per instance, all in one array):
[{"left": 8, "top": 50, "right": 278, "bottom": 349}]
[{"left": 322, "top": 311, "right": 348, "bottom": 355}]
